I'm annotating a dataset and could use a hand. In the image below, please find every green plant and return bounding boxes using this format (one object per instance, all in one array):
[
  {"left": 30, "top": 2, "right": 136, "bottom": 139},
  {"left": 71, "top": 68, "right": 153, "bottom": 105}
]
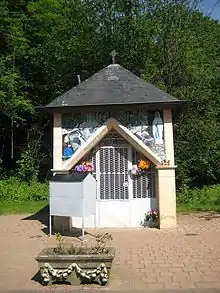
[
  {"left": 177, "top": 184, "right": 220, "bottom": 212},
  {"left": 53, "top": 232, "right": 113, "bottom": 255},
  {"left": 145, "top": 210, "right": 159, "bottom": 221},
  {"left": 54, "top": 233, "right": 66, "bottom": 254},
  {"left": 0, "top": 178, "right": 48, "bottom": 202},
  {"left": 141, "top": 210, "right": 159, "bottom": 228},
  {"left": 16, "top": 125, "right": 49, "bottom": 183},
  {"left": 53, "top": 233, "right": 87, "bottom": 255},
  {"left": 16, "top": 149, "right": 39, "bottom": 183},
  {"left": 0, "top": 159, "right": 6, "bottom": 180},
  {"left": 67, "top": 245, "right": 84, "bottom": 255}
]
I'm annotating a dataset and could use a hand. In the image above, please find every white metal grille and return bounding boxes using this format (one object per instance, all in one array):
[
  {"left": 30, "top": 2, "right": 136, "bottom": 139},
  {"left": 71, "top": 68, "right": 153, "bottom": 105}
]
[
  {"left": 132, "top": 150, "right": 156, "bottom": 199},
  {"left": 85, "top": 131, "right": 156, "bottom": 200},
  {"left": 99, "top": 147, "right": 129, "bottom": 200}
]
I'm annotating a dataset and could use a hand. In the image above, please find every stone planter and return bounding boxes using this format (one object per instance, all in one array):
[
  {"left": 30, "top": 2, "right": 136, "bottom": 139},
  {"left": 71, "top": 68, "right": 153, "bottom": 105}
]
[{"left": 35, "top": 247, "right": 115, "bottom": 286}]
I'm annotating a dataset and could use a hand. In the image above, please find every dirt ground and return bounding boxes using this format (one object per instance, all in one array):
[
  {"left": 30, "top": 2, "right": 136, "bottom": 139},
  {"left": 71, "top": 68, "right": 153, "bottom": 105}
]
[{"left": 0, "top": 212, "right": 220, "bottom": 291}]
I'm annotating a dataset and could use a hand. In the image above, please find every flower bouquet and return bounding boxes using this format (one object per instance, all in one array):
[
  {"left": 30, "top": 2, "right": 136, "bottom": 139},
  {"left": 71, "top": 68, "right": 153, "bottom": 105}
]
[
  {"left": 130, "top": 159, "right": 151, "bottom": 176},
  {"left": 74, "top": 161, "right": 94, "bottom": 173}
]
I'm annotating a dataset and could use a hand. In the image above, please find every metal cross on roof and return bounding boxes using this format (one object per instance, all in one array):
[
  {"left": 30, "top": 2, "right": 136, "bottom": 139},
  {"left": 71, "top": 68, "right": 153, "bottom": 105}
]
[{"left": 110, "top": 50, "right": 118, "bottom": 64}]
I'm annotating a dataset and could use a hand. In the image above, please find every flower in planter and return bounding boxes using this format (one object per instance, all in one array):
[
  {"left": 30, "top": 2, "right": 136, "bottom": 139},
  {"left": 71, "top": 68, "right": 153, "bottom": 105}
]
[
  {"left": 138, "top": 159, "right": 151, "bottom": 170},
  {"left": 74, "top": 165, "right": 84, "bottom": 172},
  {"left": 141, "top": 210, "right": 159, "bottom": 228},
  {"left": 131, "top": 164, "right": 139, "bottom": 175},
  {"left": 145, "top": 210, "right": 159, "bottom": 221},
  {"left": 74, "top": 161, "right": 94, "bottom": 173},
  {"left": 130, "top": 159, "right": 151, "bottom": 176}
]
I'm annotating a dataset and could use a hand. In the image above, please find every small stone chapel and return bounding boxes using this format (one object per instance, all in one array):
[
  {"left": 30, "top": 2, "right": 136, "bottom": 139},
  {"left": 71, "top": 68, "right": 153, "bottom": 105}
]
[{"left": 44, "top": 59, "right": 186, "bottom": 230}]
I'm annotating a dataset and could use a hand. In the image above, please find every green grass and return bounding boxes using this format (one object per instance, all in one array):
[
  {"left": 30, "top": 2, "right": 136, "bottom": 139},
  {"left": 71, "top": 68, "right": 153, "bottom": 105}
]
[
  {"left": 176, "top": 184, "right": 220, "bottom": 213},
  {"left": 177, "top": 204, "right": 195, "bottom": 213},
  {"left": 0, "top": 178, "right": 48, "bottom": 214},
  {"left": 0, "top": 200, "right": 48, "bottom": 215},
  {"left": 177, "top": 203, "right": 220, "bottom": 213},
  {"left": 0, "top": 183, "right": 220, "bottom": 215}
]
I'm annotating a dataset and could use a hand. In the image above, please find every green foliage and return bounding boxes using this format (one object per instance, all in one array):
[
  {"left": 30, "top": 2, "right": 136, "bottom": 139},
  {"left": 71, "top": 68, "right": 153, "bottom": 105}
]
[
  {"left": 0, "top": 178, "right": 48, "bottom": 202},
  {"left": 177, "top": 185, "right": 220, "bottom": 212},
  {"left": 16, "top": 123, "right": 49, "bottom": 182},
  {"left": 54, "top": 233, "right": 65, "bottom": 254},
  {"left": 0, "top": 159, "right": 6, "bottom": 180},
  {"left": 0, "top": 0, "right": 219, "bottom": 191},
  {"left": 16, "top": 149, "right": 39, "bottom": 182},
  {"left": 0, "top": 0, "right": 34, "bottom": 120}
]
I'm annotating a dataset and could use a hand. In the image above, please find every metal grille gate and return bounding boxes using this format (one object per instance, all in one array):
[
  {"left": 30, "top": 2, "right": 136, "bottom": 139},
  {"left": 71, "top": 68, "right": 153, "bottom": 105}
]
[
  {"left": 86, "top": 131, "right": 156, "bottom": 200},
  {"left": 132, "top": 150, "right": 156, "bottom": 198},
  {"left": 99, "top": 147, "right": 129, "bottom": 200}
]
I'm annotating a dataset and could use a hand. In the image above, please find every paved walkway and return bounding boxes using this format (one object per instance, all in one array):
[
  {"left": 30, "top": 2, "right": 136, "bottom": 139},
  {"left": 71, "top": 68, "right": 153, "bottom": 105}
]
[{"left": 0, "top": 212, "right": 220, "bottom": 291}]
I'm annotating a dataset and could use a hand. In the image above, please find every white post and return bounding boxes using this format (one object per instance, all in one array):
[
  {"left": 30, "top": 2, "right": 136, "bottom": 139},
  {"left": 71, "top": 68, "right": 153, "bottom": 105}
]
[
  {"left": 163, "top": 109, "right": 175, "bottom": 165},
  {"left": 82, "top": 194, "right": 85, "bottom": 239},
  {"left": 49, "top": 215, "right": 52, "bottom": 236},
  {"left": 53, "top": 113, "right": 62, "bottom": 170}
]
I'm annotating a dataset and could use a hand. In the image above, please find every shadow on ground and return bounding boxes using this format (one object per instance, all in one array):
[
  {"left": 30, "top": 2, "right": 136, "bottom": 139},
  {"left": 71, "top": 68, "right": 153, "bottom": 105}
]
[
  {"left": 21, "top": 205, "right": 49, "bottom": 226},
  {"left": 31, "top": 270, "right": 42, "bottom": 284},
  {"left": 198, "top": 211, "right": 220, "bottom": 221},
  {"left": 21, "top": 205, "right": 93, "bottom": 239}
]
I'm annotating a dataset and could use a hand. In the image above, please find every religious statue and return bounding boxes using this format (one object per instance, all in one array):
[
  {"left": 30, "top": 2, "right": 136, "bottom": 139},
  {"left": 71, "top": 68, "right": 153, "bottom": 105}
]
[{"left": 152, "top": 111, "right": 164, "bottom": 145}]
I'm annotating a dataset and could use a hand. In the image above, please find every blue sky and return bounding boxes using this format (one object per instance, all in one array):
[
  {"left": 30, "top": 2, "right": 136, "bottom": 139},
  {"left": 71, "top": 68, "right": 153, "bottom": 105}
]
[{"left": 198, "top": 0, "right": 220, "bottom": 20}]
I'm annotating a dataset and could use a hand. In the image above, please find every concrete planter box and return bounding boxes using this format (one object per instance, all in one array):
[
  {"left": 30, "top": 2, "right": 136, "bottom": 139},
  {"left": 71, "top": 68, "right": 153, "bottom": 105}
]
[{"left": 35, "top": 247, "right": 115, "bottom": 286}]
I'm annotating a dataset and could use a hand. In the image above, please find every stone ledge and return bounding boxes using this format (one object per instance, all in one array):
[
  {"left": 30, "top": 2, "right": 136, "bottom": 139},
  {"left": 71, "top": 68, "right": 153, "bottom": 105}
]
[{"left": 156, "top": 165, "right": 177, "bottom": 170}]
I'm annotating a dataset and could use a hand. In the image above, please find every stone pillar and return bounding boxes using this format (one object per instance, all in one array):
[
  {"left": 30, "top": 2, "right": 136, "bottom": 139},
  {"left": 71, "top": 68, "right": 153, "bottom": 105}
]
[
  {"left": 157, "top": 166, "right": 177, "bottom": 229},
  {"left": 163, "top": 109, "right": 174, "bottom": 165},
  {"left": 156, "top": 109, "right": 177, "bottom": 229},
  {"left": 52, "top": 113, "right": 71, "bottom": 233},
  {"left": 53, "top": 113, "right": 62, "bottom": 170}
]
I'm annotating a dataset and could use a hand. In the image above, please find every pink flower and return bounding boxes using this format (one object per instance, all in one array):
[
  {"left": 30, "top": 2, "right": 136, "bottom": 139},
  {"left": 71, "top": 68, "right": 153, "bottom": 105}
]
[
  {"left": 86, "top": 165, "right": 94, "bottom": 172},
  {"left": 83, "top": 165, "right": 89, "bottom": 172},
  {"left": 131, "top": 164, "right": 139, "bottom": 175}
]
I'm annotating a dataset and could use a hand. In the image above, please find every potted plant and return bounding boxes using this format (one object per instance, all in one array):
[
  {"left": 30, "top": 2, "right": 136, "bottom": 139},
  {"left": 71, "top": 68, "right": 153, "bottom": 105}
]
[
  {"left": 141, "top": 210, "right": 159, "bottom": 228},
  {"left": 35, "top": 232, "right": 115, "bottom": 286}
]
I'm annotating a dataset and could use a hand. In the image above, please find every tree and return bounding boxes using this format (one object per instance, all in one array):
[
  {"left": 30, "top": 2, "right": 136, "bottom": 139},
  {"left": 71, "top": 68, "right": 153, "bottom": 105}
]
[{"left": 0, "top": 0, "right": 219, "bottom": 189}]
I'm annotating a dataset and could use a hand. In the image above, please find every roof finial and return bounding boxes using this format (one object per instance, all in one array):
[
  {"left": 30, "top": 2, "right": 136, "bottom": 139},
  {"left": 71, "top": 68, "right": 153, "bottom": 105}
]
[{"left": 110, "top": 50, "right": 118, "bottom": 64}]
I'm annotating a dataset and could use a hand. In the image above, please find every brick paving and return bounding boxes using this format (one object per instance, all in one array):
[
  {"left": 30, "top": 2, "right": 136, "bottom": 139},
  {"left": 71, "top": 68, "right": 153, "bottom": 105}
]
[{"left": 0, "top": 212, "right": 220, "bottom": 291}]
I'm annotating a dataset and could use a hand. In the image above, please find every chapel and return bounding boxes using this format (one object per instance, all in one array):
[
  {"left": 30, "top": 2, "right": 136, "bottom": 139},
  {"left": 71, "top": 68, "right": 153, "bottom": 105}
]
[{"left": 45, "top": 60, "right": 186, "bottom": 229}]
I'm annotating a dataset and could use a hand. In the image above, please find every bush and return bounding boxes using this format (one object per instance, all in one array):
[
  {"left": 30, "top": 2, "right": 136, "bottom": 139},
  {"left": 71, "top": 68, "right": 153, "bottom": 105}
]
[
  {"left": 0, "top": 159, "right": 7, "bottom": 180},
  {"left": 0, "top": 177, "right": 48, "bottom": 202},
  {"left": 177, "top": 184, "right": 220, "bottom": 211},
  {"left": 16, "top": 149, "right": 39, "bottom": 182}
]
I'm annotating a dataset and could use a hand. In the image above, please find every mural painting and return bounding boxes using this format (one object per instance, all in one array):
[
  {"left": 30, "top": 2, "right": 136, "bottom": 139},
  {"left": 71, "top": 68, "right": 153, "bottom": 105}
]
[{"left": 62, "top": 110, "right": 165, "bottom": 162}]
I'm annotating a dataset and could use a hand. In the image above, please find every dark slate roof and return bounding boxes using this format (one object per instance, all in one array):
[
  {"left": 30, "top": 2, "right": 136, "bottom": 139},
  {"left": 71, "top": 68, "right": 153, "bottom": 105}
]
[
  {"left": 45, "top": 64, "right": 185, "bottom": 109},
  {"left": 51, "top": 172, "right": 89, "bottom": 182}
]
